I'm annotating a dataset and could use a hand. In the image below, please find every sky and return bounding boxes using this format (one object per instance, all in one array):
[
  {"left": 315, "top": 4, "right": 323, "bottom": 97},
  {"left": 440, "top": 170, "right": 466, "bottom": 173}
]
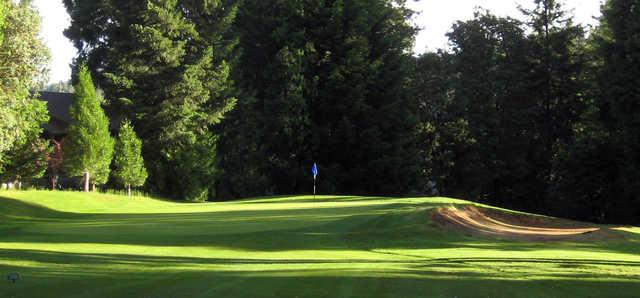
[{"left": 33, "top": 0, "right": 603, "bottom": 84}]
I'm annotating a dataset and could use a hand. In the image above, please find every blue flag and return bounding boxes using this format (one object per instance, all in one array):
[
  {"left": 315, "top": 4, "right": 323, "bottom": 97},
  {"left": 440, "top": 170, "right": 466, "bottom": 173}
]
[{"left": 311, "top": 163, "right": 318, "bottom": 179}]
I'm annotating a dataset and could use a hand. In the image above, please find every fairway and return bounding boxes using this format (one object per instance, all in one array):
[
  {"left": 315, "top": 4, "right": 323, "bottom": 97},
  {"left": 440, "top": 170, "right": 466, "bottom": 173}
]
[{"left": 1, "top": 191, "right": 639, "bottom": 297}]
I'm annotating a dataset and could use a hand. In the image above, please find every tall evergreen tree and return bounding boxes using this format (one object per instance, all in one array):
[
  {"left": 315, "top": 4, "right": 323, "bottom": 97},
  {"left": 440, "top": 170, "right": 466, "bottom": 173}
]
[
  {"left": 113, "top": 120, "right": 148, "bottom": 196},
  {"left": 218, "top": 0, "right": 310, "bottom": 197},
  {"left": 308, "top": 0, "right": 419, "bottom": 195},
  {"left": 521, "top": 0, "right": 588, "bottom": 210},
  {"left": 219, "top": 0, "right": 419, "bottom": 197},
  {"left": 64, "top": 65, "right": 115, "bottom": 192},
  {"left": 64, "top": 0, "right": 238, "bottom": 201},
  {"left": 591, "top": 0, "right": 640, "bottom": 222}
]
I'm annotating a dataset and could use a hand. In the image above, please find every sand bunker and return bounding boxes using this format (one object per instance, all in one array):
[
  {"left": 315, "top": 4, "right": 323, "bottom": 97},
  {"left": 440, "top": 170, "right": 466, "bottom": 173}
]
[{"left": 432, "top": 206, "right": 614, "bottom": 241}]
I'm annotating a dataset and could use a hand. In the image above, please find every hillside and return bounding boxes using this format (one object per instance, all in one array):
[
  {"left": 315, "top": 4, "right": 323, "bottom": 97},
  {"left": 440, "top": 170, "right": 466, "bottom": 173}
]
[{"left": 1, "top": 191, "right": 639, "bottom": 297}]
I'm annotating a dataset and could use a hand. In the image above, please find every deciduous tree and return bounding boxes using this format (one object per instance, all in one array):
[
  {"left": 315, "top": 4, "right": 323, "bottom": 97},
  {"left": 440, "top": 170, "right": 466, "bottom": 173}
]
[
  {"left": 0, "top": 0, "right": 6, "bottom": 44},
  {"left": 0, "top": 135, "right": 51, "bottom": 189},
  {"left": 444, "top": 11, "right": 535, "bottom": 206},
  {"left": 0, "top": 0, "right": 49, "bottom": 165}
]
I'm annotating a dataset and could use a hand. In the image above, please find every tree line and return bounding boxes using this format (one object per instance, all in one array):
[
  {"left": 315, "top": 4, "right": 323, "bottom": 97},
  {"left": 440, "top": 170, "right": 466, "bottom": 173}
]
[
  {"left": 412, "top": 0, "right": 640, "bottom": 224},
  {"left": 1, "top": 0, "right": 638, "bottom": 224}
]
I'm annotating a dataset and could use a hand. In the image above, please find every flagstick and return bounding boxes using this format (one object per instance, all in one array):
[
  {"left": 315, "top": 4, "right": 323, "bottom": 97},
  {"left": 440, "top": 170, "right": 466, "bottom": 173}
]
[{"left": 313, "top": 177, "right": 316, "bottom": 199}]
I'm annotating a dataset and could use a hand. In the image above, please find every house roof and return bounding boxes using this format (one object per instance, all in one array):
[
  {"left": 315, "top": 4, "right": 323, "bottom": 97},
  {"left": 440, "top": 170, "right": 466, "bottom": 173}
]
[
  {"left": 38, "top": 91, "right": 120, "bottom": 136},
  {"left": 39, "top": 91, "right": 74, "bottom": 136},
  {"left": 40, "top": 91, "right": 74, "bottom": 124}
]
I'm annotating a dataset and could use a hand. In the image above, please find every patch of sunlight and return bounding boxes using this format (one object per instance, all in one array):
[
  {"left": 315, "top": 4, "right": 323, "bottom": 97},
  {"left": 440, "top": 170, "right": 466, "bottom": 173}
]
[
  {"left": 0, "top": 259, "right": 47, "bottom": 268},
  {"left": 613, "top": 227, "right": 640, "bottom": 234},
  {"left": 1, "top": 190, "right": 469, "bottom": 214},
  {"left": 0, "top": 242, "right": 408, "bottom": 261},
  {"left": 372, "top": 247, "right": 640, "bottom": 263}
]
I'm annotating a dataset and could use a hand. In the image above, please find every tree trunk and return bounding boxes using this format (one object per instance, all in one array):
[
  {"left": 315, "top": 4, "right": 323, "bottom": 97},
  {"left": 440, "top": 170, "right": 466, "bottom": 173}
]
[
  {"left": 84, "top": 172, "right": 90, "bottom": 192},
  {"left": 92, "top": 183, "right": 96, "bottom": 192},
  {"left": 17, "top": 181, "right": 22, "bottom": 190},
  {"left": 51, "top": 176, "right": 58, "bottom": 190},
  {"left": 127, "top": 184, "right": 131, "bottom": 197}
]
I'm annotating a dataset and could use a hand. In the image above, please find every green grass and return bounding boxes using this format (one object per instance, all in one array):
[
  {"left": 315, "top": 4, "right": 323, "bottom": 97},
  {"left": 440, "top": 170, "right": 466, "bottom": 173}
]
[{"left": 1, "top": 190, "right": 639, "bottom": 297}]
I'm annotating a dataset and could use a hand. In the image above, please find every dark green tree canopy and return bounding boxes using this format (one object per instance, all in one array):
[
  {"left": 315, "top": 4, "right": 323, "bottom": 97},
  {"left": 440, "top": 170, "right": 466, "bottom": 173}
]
[
  {"left": 588, "top": 0, "right": 640, "bottom": 222},
  {"left": 218, "top": 0, "right": 419, "bottom": 198}
]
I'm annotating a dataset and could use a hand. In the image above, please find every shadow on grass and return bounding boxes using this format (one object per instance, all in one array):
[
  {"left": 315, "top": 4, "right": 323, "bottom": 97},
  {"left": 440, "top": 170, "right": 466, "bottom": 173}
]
[
  {"left": 0, "top": 196, "right": 82, "bottom": 220},
  {"left": 1, "top": 249, "right": 640, "bottom": 297},
  {"left": 2, "top": 248, "right": 640, "bottom": 268}
]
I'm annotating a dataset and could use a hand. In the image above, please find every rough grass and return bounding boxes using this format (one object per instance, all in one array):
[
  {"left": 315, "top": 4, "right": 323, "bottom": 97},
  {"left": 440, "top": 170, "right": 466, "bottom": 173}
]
[{"left": 1, "top": 190, "right": 639, "bottom": 297}]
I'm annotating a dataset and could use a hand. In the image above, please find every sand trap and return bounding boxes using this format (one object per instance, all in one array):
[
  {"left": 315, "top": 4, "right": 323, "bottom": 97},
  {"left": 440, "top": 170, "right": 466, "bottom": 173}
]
[{"left": 432, "top": 206, "right": 612, "bottom": 241}]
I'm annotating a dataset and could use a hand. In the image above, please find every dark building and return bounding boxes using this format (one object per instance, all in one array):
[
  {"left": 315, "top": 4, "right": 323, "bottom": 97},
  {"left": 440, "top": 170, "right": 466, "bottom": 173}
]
[{"left": 39, "top": 91, "right": 74, "bottom": 139}]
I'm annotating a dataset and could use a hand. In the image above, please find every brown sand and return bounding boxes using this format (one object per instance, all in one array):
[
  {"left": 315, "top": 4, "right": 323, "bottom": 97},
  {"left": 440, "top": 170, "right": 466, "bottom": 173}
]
[{"left": 432, "top": 206, "right": 617, "bottom": 241}]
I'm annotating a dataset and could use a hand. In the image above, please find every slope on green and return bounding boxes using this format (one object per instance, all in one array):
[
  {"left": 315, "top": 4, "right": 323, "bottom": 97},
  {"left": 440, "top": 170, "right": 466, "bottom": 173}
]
[{"left": 0, "top": 191, "right": 639, "bottom": 297}]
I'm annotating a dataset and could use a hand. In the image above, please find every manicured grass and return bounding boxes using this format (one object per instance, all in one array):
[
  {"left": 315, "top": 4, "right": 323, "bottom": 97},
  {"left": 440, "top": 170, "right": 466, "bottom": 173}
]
[{"left": 1, "top": 190, "right": 639, "bottom": 297}]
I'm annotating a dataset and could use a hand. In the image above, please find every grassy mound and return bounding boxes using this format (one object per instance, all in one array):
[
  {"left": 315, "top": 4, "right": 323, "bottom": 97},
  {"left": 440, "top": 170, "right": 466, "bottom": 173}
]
[{"left": 1, "top": 191, "right": 639, "bottom": 297}]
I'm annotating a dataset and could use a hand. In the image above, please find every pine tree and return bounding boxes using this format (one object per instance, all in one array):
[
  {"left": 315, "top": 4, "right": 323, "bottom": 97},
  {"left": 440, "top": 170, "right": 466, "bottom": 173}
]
[
  {"left": 306, "top": 0, "right": 419, "bottom": 195},
  {"left": 592, "top": 0, "right": 640, "bottom": 222},
  {"left": 219, "top": 0, "right": 419, "bottom": 197},
  {"left": 217, "top": 0, "right": 310, "bottom": 197},
  {"left": 113, "top": 120, "right": 147, "bottom": 196},
  {"left": 64, "top": 65, "right": 115, "bottom": 192},
  {"left": 521, "top": 0, "right": 588, "bottom": 209}
]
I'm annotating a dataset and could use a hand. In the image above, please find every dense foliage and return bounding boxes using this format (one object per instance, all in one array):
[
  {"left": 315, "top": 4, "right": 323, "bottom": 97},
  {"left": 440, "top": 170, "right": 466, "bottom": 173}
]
[
  {"left": 413, "top": 0, "right": 639, "bottom": 224},
  {"left": 548, "top": 0, "right": 640, "bottom": 223},
  {"left": 0, "top": 0, "right": 49, "bottom": 167},
  {"left": 0, "top": 135, "right": 50, "bottom": 188},
  {"left": 0, "top": 0, "right": 5, "bottom": 44},
  {"left": 63, "top": 65, "right": 114, "bottom": 192},
  {"left": 217, "top": 0, "right": 419, "bottom": 198}
]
